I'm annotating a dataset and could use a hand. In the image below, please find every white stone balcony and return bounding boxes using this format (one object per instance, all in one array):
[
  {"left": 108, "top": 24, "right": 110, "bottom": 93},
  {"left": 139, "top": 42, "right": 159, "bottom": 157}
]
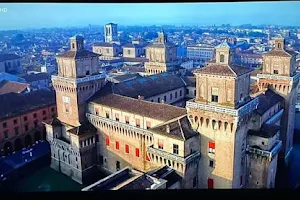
[
  {"left": 51, "top": 73, "right": 106, "bottom": 87},
  {"left": 246, "top": 140, "right": 282, "bottom": 161},
  {"left": 147, "top": 145, "right": 201, "bottom": 165},
  {"left": 86, "top": 113, "right": 153, "bottom": 138},
  {"left": 186, "top": 97, "right": 259, "bottom": 118},
  {"left": 257, "top": 73, "right": 300, "bottom": 82}
]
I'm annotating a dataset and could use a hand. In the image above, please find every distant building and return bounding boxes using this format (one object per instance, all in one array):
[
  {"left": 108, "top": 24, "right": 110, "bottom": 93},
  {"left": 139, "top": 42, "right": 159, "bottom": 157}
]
[
  {"left": 0, "top": 90, "right": 56, "bottom": 156},
  {"left": 145, "top": 31, "right": 181, "bottom": 76},
  {"left": 22, "top": 72, "right": 51, "bottom": 91},
  {"left": 104, "top": 23, "right": 118, "bottom": 43},
  {"left": 41, "top": 63, "right": 56, "bottom": 75},
  {"left": 0, "top": 80, "right": 30, "bottom": 95},
  {"left": 93, "top": 43, "right": 122, "bottom": 59},
  {"left": 180, "top": 60, "right": 194, "bottom": 71},
  {"left": 236, "top": 52, "right": 263, "bottom": 68},
  {"left": 177, "top": 46, "right": 187, "bottom": 58},
  {"left": 0, "top": 72, "right": 26, "bottom": 83},
  {"left": 122, "top": 43, "right": 145, "bottom": 58},
  {"left": 0, "top": 54, "right": 22, "bottom": 74},
  {"left": 107, "top": 73, "right": 140, "bottom": 84},
  {"left": 186, "top": 45, "right": 215, "bottom": 66}
]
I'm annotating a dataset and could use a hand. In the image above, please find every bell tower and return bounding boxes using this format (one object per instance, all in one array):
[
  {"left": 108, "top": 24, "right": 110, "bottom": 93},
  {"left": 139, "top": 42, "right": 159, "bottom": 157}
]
[{"left": 52, "top": 35, "right": 106, "bottom": 127}]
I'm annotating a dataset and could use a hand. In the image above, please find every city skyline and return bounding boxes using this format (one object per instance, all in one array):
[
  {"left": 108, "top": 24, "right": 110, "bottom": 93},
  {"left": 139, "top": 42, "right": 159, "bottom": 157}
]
[{"left": 0, "top": 2, "right": 300, "bottom": 30}]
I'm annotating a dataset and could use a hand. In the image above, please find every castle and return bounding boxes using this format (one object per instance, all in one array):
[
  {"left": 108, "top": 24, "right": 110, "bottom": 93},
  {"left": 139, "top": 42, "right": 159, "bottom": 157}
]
[{"left": 43, "top": 34, "right": 298, "bottom": 189}]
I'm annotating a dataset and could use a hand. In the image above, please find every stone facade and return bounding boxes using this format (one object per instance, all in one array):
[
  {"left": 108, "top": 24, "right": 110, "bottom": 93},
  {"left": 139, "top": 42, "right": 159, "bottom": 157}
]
[{"left": 145, "top": 31, "right": 179, "bottom": 76}]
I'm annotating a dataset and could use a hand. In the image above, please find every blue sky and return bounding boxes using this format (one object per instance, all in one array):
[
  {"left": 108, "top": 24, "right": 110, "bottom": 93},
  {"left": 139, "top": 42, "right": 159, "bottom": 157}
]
[{"left": 0, "top": 2, "right": 300, "bottom": 30}]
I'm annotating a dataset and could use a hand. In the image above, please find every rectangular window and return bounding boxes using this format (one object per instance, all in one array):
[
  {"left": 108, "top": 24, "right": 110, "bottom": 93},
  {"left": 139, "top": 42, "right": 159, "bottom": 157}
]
[
  {"left": 15, "top": 127, "right": 19, "bottom": 135},
  {"left": 43, "top": 110, "right": 46, "bottom": 115},
  {"left": 146, "top": 121, "right": 151, "bottom": 129},
  {"left": 24, "top": 116, "right": 28, "bottom": 121},
  {"left": 209, "top": 160, "right": 214, "bottom": 168},
  {"left": 64, "top": 103, "right": 70, "bottom": 113},
  {"left": 116, "top": 141, "right": 119, "bottom": 150},
  {"left": 125, "top": 144, "right": 129, "bottom": 153},
  {"left": 3, "top": 122, "right": 7, "bottom": 129},
  {"left": 24, "top": 124, "right": 28, "bottom": 132},
  {"left": 186, "top": 89, "right": 189, "bottom": 94},
  {"left": 193, "top": 177, "right": 197, "bottom": 187},
  {"left": 135, "top": 148, "right": 140, "bottom": 157},
  {"left": 51, "top": 107, "right": 55, "bottom": 112},
  {"left": 34, "top": 120, "right": 38, "bottom": 128},
  {"left": 175, "top": 91, "right": 178, "bottom": 98},
  {"left": 209, "top": 142, "right": 215, "bottom": 154},
  {"left": 106, "top": 112, "right": 110, "bottom": 119},
  {"left": 95, "top": 108, "right": 99, "bottom": 116},
  {"left": 115, "top": 113, "right": 119, "bottom": 121},
  {"left": 4, "top": 130, "right": 8, "bottom": 139},
  {"left": 99, "top": 155, "right": 103, "bottom": 165},
  {"left": 33, "top": 113, "right": 37, "bottom": 118},
  {"left": 180, "top": 90, "right": 182, "bottom": 96},
  {"left": 164, "top": 95, "right": 167, "bottom": 102},
  {"left": 157, "top": 97, "right": 160, "bottom": 103},
  {"left": 208, "top": 178, "right": 214, "bottom": 189},
  {"left": 170, "top": 93, "right": 173, "bottom": 100},
  {"left": 13, "top": 119, "right": 18, "bottom": 125},
  {"left": 240, "top": 176, "right": 243, "bottom": 186},
  {"left": 211, "top": 95, "right": 218, "bottom": 103},
  {"left": 194, "top": 90, "right": 196, "bottom": 96},
  {"left": 136, "top": 119, "right": 140, "bottom": 128},
  {"left": 274, "top": 70, "right": 279, "bottom": 74},
  {"left": 116, "top": 161, "right": 120, "bottom": 171},
  {"left": 158, "top": 139, "right": 164, "bottom": 149},
  {"left": 125, "top": 116, "right": 129, "bottom": 124},
  {"left": 106, "top": 137, "right": 110, "bottom": 146},
  {"left": 173, "top": 144, "right": 179, "bottom": 155}
]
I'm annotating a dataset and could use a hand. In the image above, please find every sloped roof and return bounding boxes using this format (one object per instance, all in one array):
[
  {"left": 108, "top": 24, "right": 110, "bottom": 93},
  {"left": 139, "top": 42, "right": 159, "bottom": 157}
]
[
  {"left": 0, "top": 90, "right": 56, "bottom": 120},
  {"left": 22, "top": 72, "right": 50, "bottom": 82},
  {"left": 255, "top": 89, "right": 284, "bottom": 116},
  {"left": 0, "top": 54, "right": 20, "bottom": 62},
  {"left": 193, "top": 63, "right": 253, "bottom": 77},
  {"left": 91, "top": 93, "right": 186, "bottom": 122},
  {"left": 264, "top": 50, "right": 297, "bottom": 57},
  {"left": 150, "top": 115, "right": 198, "bottom": 140},
  {"left": 111, "top": 73, "right": 186, "bottom": 98},
  {"left": 248, "top": 124, "right": 280, "bottom": 138},
  {"left": 216, "top": 40, "right": 232, "bottom": 48},
  {"left": 56, "top": 49, "right": 99, "bottom": 59},
  {"left": 181, "top": 76, "right": 196, "bottom": 87},
  {"left": 0, "top": 80, "right": 29, "bottom": 95},
  {"left": 68, "top": 122, "right": 97, "bottom": 136},
  {"left": 93, "top": 42, "right": 120, "bottom": 48}
]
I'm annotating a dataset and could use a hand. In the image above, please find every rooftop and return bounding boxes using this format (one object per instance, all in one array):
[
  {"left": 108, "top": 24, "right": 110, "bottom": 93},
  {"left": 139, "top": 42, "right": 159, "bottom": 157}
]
[
  {"left": 93, "top": 42, "right": 120, "bottom": 48},
  {"left": 0, "top": 80, "right": 29, "bottom": 95},
  {"left": 149, "top": 166, "right": 182, "bottom": 188},
  {"left": 68, "top": 122, "right": 97, "bottom": 136},
  {"left": 111, "top": 73, "right": 186, "bottom": 99},
  {"left": 90, "top": 93, "right": 186, "bottom": 122},
  {"left": 248, "top": 124, "right": 280, "bottom": 139},
  {"left": 193, "top": 63, "right": 253, "bottom": 77},
  {"left": 181, "top": 76, "right": 196, "bottom": 87},
  {"left": 0, "top": 54, "right": 20, "bottom": 62},
  {"left": 150, "top": 115, "right": 198, "bottom": 141},
  {"left": 0, "top": 90, "right": 56, "bottom": 121},
  {"left": 22, "top": 72, "right": 50, "bottom": 82},
  {"left": 255, "top": 89, "right": 284, "bottom": 116},
  {"left": 264, "top": 49, "right": 297, "bottom": 57},
  {"left": 56, "top": 50, "right": 99, "bottom": 59}
]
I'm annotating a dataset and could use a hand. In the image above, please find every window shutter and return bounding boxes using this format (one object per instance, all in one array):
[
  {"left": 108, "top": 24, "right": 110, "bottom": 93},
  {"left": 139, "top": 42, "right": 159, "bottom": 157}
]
[
  {"left": 208, "top": 178, "right": 214, "bottom": 189},
  {"left": 125, "top": 116, "right": 129, "bottom": 122},
  {"left": 146, "top": 154, "right": 150, "bottom": 161},
  {"left": 106, "top": 137, "right": 110, "bottom": 146},
  {"left": 136, "top": 119, "right": 140, "bottom": 126},
  {"left": 116, "top": 141, "right": 119, "bottom": 150},
  {"left": 95, "top": 108, "right": 99, "bottom": 115},
  {"left": 115, "top": 113, "right": 119, "bottom": 119},
  {"left": 135, "top": 148, "right": 139, "bottom": 157},
  {"left": 146, "top": 121, "right": 151, "bottom": 128},
  {"left": 125, "top": 145, "right": 129, "bottom": 153},
  {"left": 209, "top": 141, "right": 215, "bottom": 149}
]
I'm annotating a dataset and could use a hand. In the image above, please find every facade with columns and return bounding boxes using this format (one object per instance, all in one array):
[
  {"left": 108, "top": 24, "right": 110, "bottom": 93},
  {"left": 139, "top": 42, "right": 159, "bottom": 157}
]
[{"left": 44, "top": 35, "right": 296, "bottom": 189}]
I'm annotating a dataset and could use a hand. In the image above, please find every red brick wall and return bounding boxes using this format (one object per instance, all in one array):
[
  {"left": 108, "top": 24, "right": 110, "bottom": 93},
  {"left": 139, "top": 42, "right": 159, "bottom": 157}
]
[{"left": 0, "top": 104, "right": 57, "bottom": 143}]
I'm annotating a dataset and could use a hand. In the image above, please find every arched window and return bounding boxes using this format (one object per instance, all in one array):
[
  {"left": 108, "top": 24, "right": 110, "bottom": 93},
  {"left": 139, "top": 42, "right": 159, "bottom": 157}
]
[
  {"left": 220, "top": 54, "right": 225, "bottom": 63},
  {"left": 72, "top": 43, "right": 75, "bottom": 49}
]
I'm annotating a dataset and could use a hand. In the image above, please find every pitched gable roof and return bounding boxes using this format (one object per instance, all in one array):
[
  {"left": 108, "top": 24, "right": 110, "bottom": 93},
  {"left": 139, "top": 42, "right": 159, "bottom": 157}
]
[
  {"left": 0, "top": 80, "right": 29, "bottom": 95},
  {"left": 193, "top": 64, "right": 253, "bottom": 77},
  {"left": 150, "top": 115, "right": 198, "bottom": 140}
]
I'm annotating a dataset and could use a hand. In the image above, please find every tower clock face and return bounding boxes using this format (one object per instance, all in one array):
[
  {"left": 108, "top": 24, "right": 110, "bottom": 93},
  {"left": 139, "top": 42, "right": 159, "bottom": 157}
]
[{"left": 63, "top": 96, "right": 70, "bottom": 103}]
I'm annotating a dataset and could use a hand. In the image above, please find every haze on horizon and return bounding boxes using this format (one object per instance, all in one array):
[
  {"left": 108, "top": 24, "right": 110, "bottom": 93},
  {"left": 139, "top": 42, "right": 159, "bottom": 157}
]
[{"left": 0, "top": 2, "right": 300, "bottom": 30}]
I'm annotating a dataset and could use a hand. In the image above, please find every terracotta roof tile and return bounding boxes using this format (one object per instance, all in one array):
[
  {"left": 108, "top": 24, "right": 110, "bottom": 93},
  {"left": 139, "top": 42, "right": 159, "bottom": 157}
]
[
  {"left": 91, "top": 94, "right": 186, "bottom": 121},
  {"left": 57, "top": 50, "right": 99, "bottom": 59},
  {"left": 0, "top": 80, "right": 29, "bottom": 95},
  {"left": 264, "top": 49, "right": 297, "bottom": 57},
  {"left": 193, "top": 64, "right": 253, "bottom": 77}
]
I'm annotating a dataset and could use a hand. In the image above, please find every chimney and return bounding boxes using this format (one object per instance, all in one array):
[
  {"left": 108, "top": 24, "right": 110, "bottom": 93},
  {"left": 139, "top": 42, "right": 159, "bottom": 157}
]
[
  {"left": 166, "top": 125, "right": 170, "bottom": 133},
  {"left": 138, "top": 95, "right": 144, "bottom": 100}
]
